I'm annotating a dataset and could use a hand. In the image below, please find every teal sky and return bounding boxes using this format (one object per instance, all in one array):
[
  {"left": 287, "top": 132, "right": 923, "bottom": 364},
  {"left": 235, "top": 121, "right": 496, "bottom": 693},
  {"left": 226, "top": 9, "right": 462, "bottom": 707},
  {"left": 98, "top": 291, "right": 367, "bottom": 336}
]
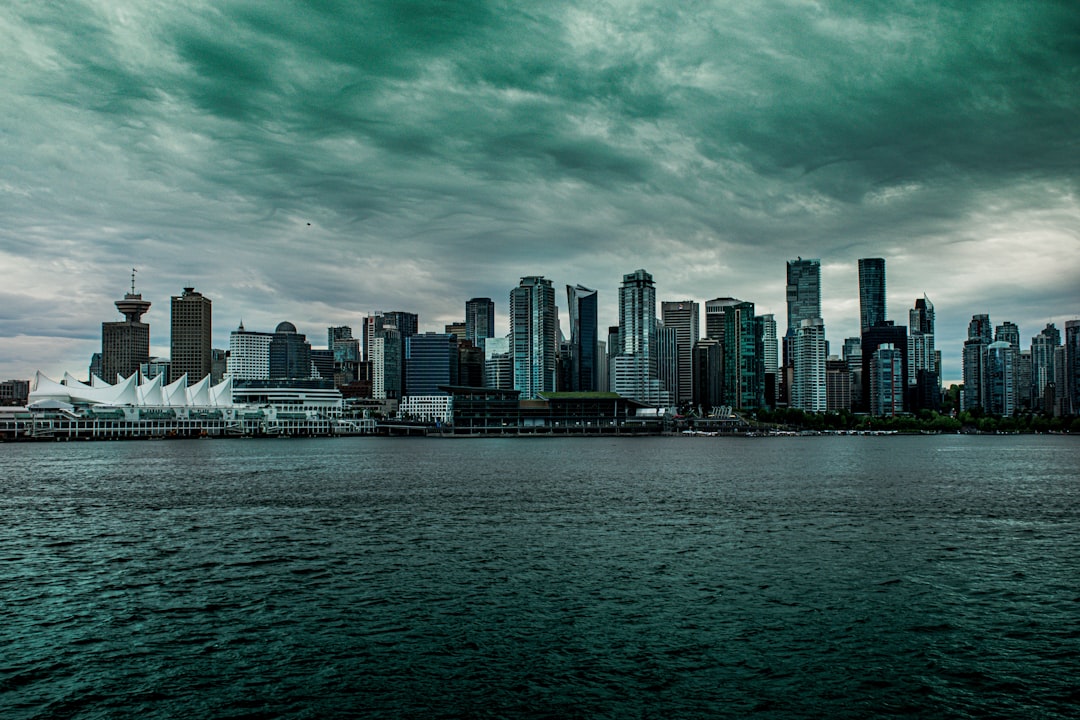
[{"left": 2, "top": 0, "right": 1078, "bottom": 382}]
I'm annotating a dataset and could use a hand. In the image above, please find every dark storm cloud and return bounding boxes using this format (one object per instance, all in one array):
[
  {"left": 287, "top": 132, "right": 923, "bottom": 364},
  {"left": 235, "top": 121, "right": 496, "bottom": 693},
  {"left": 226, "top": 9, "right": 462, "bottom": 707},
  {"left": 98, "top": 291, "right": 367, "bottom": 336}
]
[{"left": 1, "top": 0, "right": 1078, "bottom": 380}]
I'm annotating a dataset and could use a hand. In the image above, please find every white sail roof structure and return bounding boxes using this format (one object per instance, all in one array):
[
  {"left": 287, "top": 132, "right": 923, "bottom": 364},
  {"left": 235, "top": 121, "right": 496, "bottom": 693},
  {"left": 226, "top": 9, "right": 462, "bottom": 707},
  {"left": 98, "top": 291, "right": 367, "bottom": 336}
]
[{"left": 29, "top": 372, "right": 235, "bottom": 408}]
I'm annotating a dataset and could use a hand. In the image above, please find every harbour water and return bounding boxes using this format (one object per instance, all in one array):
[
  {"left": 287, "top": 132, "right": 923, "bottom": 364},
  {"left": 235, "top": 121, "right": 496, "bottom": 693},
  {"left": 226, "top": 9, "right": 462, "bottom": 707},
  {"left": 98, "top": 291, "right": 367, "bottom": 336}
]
[{"left": 2, "top": 435, "right": 1078, "bottom": 718}]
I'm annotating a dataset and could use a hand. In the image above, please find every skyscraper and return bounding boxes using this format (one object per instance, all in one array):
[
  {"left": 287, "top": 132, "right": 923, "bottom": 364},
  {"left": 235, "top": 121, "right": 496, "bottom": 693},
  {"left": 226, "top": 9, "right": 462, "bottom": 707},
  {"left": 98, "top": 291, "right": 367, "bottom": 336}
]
[
  {"left": 984, "top": 341, "right": 1018, "bottom": 416},
  {"left": 861, "top": 321, "right": 907, "bottom": 413},
  {"left": 567, "top": 285, "right": 599, "bottom": 392},
  {"left": 760, "top": 314, "right": 778, "bottom": 375},
  {"left": 791, "top": 317, "right": 827, "bottom": 412},
  {"left": 995, "top": 322, "right": 1020, "bottom": 348},
  {"left": 908, "top": 295, "right": 938, "bottom": 410},
  {"left": 405, "top": 333, "right": 459, "bottom": 395},
  {"left": 709, "top": 297, "right": 762, "bottom": 410},
  {"left": 1066, "top": 320, "right": 1080, "bottom": 416},
  {"left": 101, "top": 276, "right": 151, "bottom": 382},
  {"left": 1031, "top": 323, "right": 1061, "bottom": 411},
  {"left": 660, "top": 300, "right": 700, "bottom": 404},
  {"left": 227, "top": 321, "right": 273, "bottom": 380},
  {"left": 858, "top": 258, "right": 886, "bottom": 333},
  {"left": 613, "top": 270, "right": 669, "bottom": 406},
  {"left": 962, "top": 314, "right": 992, "bottom": 411},
  {"left": 786, "top": 258, "right": 821, "bottom": 335},
  {"left": 170, "top": 287, "right": 212, "bottom": 385},
  {"left": 465, "top": 298, "right": 496, "bottom": 348},
  {"left": 510, "top": 276, "right": 557, "bottom": 398},
  {"left": 268, "top": 321, "right": 312, "bottom": 379},
  {"left": 869, "top": 343, "right": 904, "bottom": 417}
]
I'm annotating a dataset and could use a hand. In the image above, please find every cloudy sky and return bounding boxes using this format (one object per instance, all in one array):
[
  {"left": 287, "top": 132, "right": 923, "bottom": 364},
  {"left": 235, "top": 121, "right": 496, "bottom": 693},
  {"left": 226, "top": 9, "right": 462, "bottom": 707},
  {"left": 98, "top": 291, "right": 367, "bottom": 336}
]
[{"left": 2, "top": 0, "right": 1078, "bottom": 384}]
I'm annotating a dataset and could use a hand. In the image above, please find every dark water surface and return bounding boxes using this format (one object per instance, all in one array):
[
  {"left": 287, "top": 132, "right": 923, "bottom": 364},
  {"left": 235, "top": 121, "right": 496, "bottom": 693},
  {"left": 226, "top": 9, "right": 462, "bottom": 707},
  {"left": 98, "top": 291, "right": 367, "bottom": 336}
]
[{"left": 2, "top": 435, "right": 1078, "bottom": 718}]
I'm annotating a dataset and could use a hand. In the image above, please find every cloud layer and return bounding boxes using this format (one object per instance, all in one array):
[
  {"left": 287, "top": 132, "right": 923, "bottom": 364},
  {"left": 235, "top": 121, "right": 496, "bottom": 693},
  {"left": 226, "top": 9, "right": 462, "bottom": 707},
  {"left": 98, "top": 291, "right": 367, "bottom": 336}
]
[{"left": 2, "top": 0, "right": 1078, "bottom": 382}]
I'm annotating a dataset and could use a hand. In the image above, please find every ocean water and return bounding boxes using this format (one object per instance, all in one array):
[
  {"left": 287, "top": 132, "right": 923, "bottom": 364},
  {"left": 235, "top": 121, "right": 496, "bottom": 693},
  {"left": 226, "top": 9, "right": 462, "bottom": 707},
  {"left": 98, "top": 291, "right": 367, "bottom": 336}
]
[{"left": 2, "top": 435, "right": 1078, "bottom": 719}]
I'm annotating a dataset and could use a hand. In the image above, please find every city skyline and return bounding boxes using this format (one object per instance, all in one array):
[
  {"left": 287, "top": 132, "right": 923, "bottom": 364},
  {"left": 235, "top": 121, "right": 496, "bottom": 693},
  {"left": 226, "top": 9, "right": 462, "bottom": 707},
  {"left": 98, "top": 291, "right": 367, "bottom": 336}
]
[{"left": 2, "top": 2, "right": 1078, "bottom": 382}]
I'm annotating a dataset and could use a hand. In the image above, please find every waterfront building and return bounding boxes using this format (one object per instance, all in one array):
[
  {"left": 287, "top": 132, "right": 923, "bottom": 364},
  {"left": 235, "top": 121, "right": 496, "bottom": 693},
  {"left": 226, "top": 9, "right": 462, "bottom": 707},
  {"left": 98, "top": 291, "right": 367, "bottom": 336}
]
[
  {"left": 692, "top": 338, "right": 724, "bottom": 414},
  {"left": 858, "top": 258, "right": 886, "bottom": 334},
  {"left": 984, "top": 341, "right": 1018, "bottom": 416},
  {"left": 1031, "top": 323, "right": 1060, "bottom": 412},
  {"left": 708, "top": 298, "right": 762, "bottom": 410},
  {"left": 406, "top": 333, "right": 460, "bottom": 395},
  {"left": 825, "top": 358, "right": 851, "bottom": 412},
  {"left": 457, "top": 341, "right": 485, "bottom": 387},
  {"left": 861, "top": 322, "right": 907, "bottom": 413},
  {"left": 869, "top": 343, "right": 904, "bottom": 417},
  {"left": 510, "top": 276, "right": 557, "bottom": 398},
  {"left": 227, "top": 322, "right": 273, "bottom": 380},
  {"left": 567, "top": 285, "right": 600, "bottom": 392},
  {"left": 786, "top": 258, "right": 821, "bottom": 335},
  {"left": 995, "top": 322, "right": 1020, "bottom": 348},
  {"left": 760, "top": 314, "right": 778, "bottom": 374},
  {"left": 370, "top": 327, "right": 403, "bottom": 400},
  {"left": 612, "top": 270, "right": 669, "bottom": 407},
  {"left": 465, "top": 298, "right": 496, "bottom": 349},
  {"left": 398, "top": 394, "right": 454, "bottom": 424},
  {"left": 843, "top": 337, "right": 862, "bottom": 412},
  {"left": 791, "top": 317, "right": 827, "bottom": 412},
  {"left": 908, "top": 296, "right": 938, "bottom": 410},
  {"left": 1066, "top": 320, "right": 1080, "bottom": 415},
  {"left": 1017, "top": 349, "right": 1033, "bottom": 411},
  {"left": 0, "top": 379, "right": 30, "bottom": 406},
  {"left": 268, "top": 322, "right": 313, "bottom": 380},
  {"left": 660, "top": 300, "right": 700, "bottom": 405},
  {"left": 170, "top": 287, "right": 212, "bottom": 386},
  {"left": 101, "top": 281, "right": 151, "bottom": 383},
  {"left": 483, "top": 336, "right": 514, "bottom": 390},
  {"left": 656, "top": 323, "right": 679, "bottom": 403}
]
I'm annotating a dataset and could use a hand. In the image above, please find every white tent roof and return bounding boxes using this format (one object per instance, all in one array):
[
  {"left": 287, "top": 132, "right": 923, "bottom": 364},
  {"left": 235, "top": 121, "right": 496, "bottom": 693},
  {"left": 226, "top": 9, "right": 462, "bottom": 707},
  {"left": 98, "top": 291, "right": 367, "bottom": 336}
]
[{"left": 29, "top": 371, "right": 234, "bottom": 408}]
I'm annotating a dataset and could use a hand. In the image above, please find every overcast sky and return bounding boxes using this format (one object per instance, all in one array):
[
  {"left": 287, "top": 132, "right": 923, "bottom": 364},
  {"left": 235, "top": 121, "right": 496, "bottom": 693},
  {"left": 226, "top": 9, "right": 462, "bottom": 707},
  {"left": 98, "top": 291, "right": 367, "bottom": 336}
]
[{"left": 2, "top": 0, "right": 1078, "bottom": 384}]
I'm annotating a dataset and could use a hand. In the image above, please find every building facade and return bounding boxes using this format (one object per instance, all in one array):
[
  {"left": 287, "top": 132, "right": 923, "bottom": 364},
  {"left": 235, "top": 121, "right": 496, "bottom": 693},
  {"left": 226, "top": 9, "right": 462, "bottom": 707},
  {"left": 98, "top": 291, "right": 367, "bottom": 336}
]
[
  {"left": 465, "top": 298, "right": 496, "bottom": 348},
  {"left": 660, "top": 300, "right": 700, "bottom": 405},
  {"left": 510, "top": 276, "right": 557, "bottom": 398},
  {"left": 567, "top": 285, "right": 599, "bottom": 392},
  {"left": 170, "top": 287, "right": 212, "bottom": 385},
  {"left": 791, "top": 317, "right": 827, "bottom": 412},
  {"left": 858, "top": 258, "right": 886, "bottom": 334}
]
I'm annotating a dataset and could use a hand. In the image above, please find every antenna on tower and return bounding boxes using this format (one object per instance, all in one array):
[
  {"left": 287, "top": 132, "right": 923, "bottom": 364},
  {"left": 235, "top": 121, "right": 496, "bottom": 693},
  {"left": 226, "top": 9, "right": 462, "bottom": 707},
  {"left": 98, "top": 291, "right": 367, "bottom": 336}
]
[{"left": 131, "top": 268, "right": 137, "bottom": 295}]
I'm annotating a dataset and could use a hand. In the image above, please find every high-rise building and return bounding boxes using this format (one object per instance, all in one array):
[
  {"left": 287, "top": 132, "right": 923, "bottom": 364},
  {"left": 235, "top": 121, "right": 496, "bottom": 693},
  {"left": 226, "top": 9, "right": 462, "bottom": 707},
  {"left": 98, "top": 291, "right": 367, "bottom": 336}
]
[
  {"left": 444, "top": 322, "right": 467, "bottom": 340},
  {"left": 227, "top": 322, "right": 273, "bottom": 380},
  {"left": 760, "top": 314, "right": 778, "bottom": 374},
  {"left": 961, "top": 314, "right": 990, "bottom": 412},
  {"left": 328, "top": 326, "right": 352, "bottom": 348},
  {"left": 465, "top": 298, "right": 496, "bottom": 348},
  {"left": 984, "top": 341, "right": 1017, "bottom": 416},
  {"left": 405, "top": 333, "right": 459, "bottom": 395},
  {"left": 692, "top": 338, "right": 724, "bottom": 413},
  {"left": 170, "top": 287, "right": 212, "bottom": 385},
  {"left": 656, "top": 323, "right": 679, "bottom": 402},
  {"left": 861, "top": 322, "right": 907, "bottom": 413},
  {"left": 869, "top": 343, "right": 904, "bottom": 417},
  {"left": 510, "top": 276, "right": 557, "bottom": 398},
  {"left": 786, "top": 258, "right": 821, "bottom": 336},
  {"left": 1066, "top": 320, "right": 1080, "bottom": 416},
  {"left": 660, "top": 300, "right": 700, "bottom": 405},
  {"left": 907, "top": 296, "right": 938, "bottom": 411},
  {"left": 269, "top": 322, "right": 312, "bottom": 379},
  {"left": 1017, "top": 349, "right": 1033, "bottom": 411},
  {"left": 483, "top": 336, "right": 514, "bottom": 390},
  {"left": 1031, "top": 323, "right": 1061, "bottom": 411},
  {"left": 708, "top": 297, "right": 762, "bottom": 410},
  {"left": 843, "top": 337, "right": 862, "bottom": 412},
  {"left": 613, "top": 270, "right": 669, "bottom": 406},
  {"left": 567, "top": 285, "right": 599, "bottom": 392},
  {"left": 825, "top": 357, "right": 851, "bottom": 412},
  {"left": 995, "top": 322, "right": 1020, "bottom": 348},
  {"left": 311, "top": 349, "right": 335, "bottom": 380},
  {"left": 101, "top": 279, "right": 151, "bottom": 382},
  {"left": 791, "top": 317, "right": 827, "bottom": 412},
  {"left": 370, "top": 327, "right": 402, "bottom": 400},
  {"left": 858, "top": 258, "right": 886, "bottom": 334}
]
